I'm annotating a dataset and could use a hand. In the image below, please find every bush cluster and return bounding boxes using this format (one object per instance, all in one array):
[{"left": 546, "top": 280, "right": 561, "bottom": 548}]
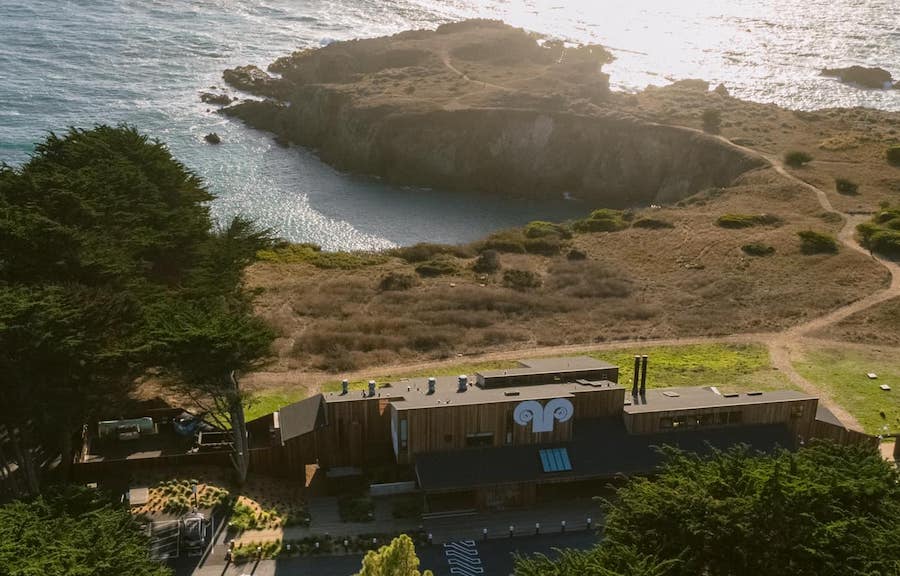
[
  {"left": 784, "top": 150, "right": 813, "bottom": 167},
  {"left": 571, "top": 209, "right": 630, "bottom": 233},
  {"left": 797, "top": 230, "right": 838, "bottom": 254},
  {"left": 857, "top": 205, "right": 900, "bottom": 257},
  {"left": 716, "top": 213, "right": 782, "bottom": 229},
  {"left": 834, "top": 177, "right": 859, "bottom": 195},
  {"left": 414, "top": 257, "right": 458, "bottom": 277},
  {"left": 378, "top": 271, "right": 417, "bottom": 291},
  {"left": 741, "top": 243, "right": 775, "bottom": 257},
  {"left": 887, "top": 145, "right": 900, "bottom": 167},
  {"left": 632, "top": 217, "right": 674, "bottom": 229},
  {"left": 390, "top": 242, "right": 472, "bottom": 263},
  {"left": 472, "top": 249, "right": 501, "bottom": 273},
  {"left": 257, "top": 243, "right": 388, "bottom": 269},
  {"left": 503, "top": 269, "right": 542, "bottom": 291}
]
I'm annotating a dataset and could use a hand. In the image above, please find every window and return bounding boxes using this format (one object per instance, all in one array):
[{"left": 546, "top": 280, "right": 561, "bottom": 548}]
[
  {"left": 465, "top": 432, "right": 493, "bottom": 448},
  {"left": 539, "top": 448, "right": 572, "bottom": 472},
  {"left": 399, "top": 419, "right": 408, "bottom": 450}
]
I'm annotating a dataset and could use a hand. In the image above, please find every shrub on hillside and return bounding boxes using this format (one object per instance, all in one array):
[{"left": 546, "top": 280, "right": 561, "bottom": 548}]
[
  {"left": 503, "top": 269, "right": 542, "bottom": 291},
  {"left": 701, "top": 108, "right": 721, "bottom": 134},
  {"left": 524, "top": 235, "right": 563, "bottom": 255},
  {"left": 797, "top": 230, "right": 838, "bottom": 254},
  {"left": 741, "top": 243, "right": 775, "bottom": 256},
  {"left": 571, "top": 209, "right": 629, "bottom": 233},
  {"left": 835, "top": 177, "right": 859, "bottom": 195},
  {"left": 257, "top": 243, "right": 388, "bottom": 269},
  {"left": 632, "top": 217, "right": 674, "bottom": 229},
  {"left": 378, "top": 271, "right": 417, "bottom": 291},
  {"left": 784, "top": 150, "right": 813, "bottom": 167},
  {"left": 414, "top": 257, "right": 458, "bottom": 277},
  {"left": 566, "top": 249, "right": 587, "bottom": 261},
  {"left": 472, "top": 249, "right": 501, "bottom": 273},
  {"left": 524, "top": 220, "right": 571, "bottom": 239},
  {"left": 391, "top": 242, "right": 472, "bottom": 263},
  {"left": 857, "top": 205, "right": 900, "bottom": 257},
  {"left": 716, "top": 213, "right": 782, "bottom": 228},
  {"left": 886, "top": 145, "right": 900, "bottom": 166},
  {"left": 477, "top": 229, "right": 527, "bottom": 253}
]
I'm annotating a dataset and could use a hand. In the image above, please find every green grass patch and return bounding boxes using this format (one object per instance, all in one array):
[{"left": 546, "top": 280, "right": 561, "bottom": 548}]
[
  {"left": 587, "top": 343, "right": 792, "bottom": 393},
  {"left": 798, "top": 230, "right": 838, "bottom": 254},
  {"left": 321, "top": 360, "right": 521, "bottom": 393},
  {"left": 257, "top": 243, "right": 389, "bottom": 269},
  {"left": 572, "top": 209, "right": 631, "bottom": 233},
  {"left": 793, "top": 345, "right": 900, "bottom": 434},
  {"left": 245, "top": 387, "right": 306, "bottom": 421}
]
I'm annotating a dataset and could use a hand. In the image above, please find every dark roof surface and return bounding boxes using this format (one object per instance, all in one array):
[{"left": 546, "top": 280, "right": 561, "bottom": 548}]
[
  {"left": 328, "top": 377, "right": 623, "bottom": 410},
  {"left": 278, "top": 394, "right": 326, "bottom": 443},
  {"left": 415, "top": 419, "right": 795, "bottom": 492},
  {"left": 815, "top": 404, "right": 846, "bottom": 428},
  {"left": 623, "top": 387, "right": 815, "bottom": 414}
]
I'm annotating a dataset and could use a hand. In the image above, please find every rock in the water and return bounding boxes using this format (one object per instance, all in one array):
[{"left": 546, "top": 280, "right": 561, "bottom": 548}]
[
  {"left": 222, "top": 65, "right": 281, "bottom": 96},
  {"left": 821, "top": 65, "right": 894, "bottom": 89},
  {"left": 200, "top": 92, "right": 232, "bottom": 105},
  {"left": 713, "top": 83, "right": 730, "bottom": 97},
  {"left": 204, "top": 132, "right": 221, "bottom": 144}
]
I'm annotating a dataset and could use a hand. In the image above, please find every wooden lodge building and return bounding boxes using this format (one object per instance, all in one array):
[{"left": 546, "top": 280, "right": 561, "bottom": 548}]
[{"left": 248, "top": 356, "right": 869, "bottom": 510}]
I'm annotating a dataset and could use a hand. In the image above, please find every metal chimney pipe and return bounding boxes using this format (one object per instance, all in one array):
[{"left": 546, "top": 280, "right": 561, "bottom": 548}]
[
  {"left": 457, "top": 375, "right": 468, "bottom": 393},
  {"left": 640, "top": 355, "right": 648, "bottom": 396},
  {"left": 427, "top": 377, "right": 436, "bottom": 395},
  {"left": 632, "top": 356, "right": 640, "bottom": 397},
  {"left": 368, "top": 380, "right": 376, "bottom": 397},
  {"left": 341, "top": 379, "right": 349, "bottom": 395}
]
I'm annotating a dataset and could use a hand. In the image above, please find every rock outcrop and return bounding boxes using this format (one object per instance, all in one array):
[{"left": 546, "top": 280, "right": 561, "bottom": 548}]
[
  {"left": 821, "top": 66, "right": 895, "bottom": 89},
  {"left": 200, "top": 92, "right": 233, "bottom": 105},
  {"left": 204, "top": 132, "right": 221, "bottom": 144},
  {"left": 222, "top": 20, "right": 763, "bottom": 206}
]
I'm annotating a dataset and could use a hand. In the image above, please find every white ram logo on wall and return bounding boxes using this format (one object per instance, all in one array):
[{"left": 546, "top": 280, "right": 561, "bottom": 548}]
[{"left": 513, "top": 398, "right": 574, "bottom": 433}]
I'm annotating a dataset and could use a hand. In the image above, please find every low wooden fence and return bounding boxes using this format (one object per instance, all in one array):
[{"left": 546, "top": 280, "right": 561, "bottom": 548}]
[{"left": 811, "top": 420, "right": 879, "bottom": 449}]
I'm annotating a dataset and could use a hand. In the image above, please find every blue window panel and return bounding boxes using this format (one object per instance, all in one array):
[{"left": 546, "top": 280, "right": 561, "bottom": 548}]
[{"left": 539, "top": 448, "right": 572, "bottom": 472}]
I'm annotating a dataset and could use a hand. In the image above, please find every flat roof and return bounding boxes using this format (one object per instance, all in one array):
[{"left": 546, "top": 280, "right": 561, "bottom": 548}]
[
  {"left": 324, "top": 376, "right": 622, "bottom": 410},
  {"left": 477, "top": 355, "right": 617, "bottom": 379},
  {"left": 416, "top": 419, "right": 795, "bottom": 492},
  {"left": 623, "top": 387, "right": 816, "bottom": 415}
]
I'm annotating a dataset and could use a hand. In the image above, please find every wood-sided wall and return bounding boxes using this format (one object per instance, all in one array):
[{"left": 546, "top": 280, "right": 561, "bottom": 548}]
[
  {"left": 623, "top": 398, "right": 818, "bottom": 437},
  {"left": 396, "top": 387, "right": 623, "bottom": 464},
  {"left": 810, "top": 419, "right": 879, "bottom": 449},
  {"left": 313, "top": 397, "right": 394, "bottom": 469}
]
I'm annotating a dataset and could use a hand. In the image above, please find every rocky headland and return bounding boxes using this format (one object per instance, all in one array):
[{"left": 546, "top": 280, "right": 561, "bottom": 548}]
[{"left": 219, "top": 20, "right": 763, "bottom": 207}]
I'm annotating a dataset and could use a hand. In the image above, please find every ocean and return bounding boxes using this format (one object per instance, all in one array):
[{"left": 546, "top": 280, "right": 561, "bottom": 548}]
[{"left": 2, "top": 0, "right": 898, "bottom": 249}]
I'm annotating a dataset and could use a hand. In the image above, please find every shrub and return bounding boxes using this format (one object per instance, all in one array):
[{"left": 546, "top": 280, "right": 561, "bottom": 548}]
[
  {"left": 503, "top": 269, "right": 542, "bottom": 291},
  {"left": 257, "top": 243, "right": 388, "bottom": 269},
  {"left": 391, "top": 242, "right": 472, "bottom": 263},
  {"left": 572, "top": 209, "right": 629, "bottom": 233},
  {"left": 784, "top": 150, "right": 813, "bottom": 167},
  {"left": 632, "top": 217, "right": 674, "bottom": 229},
  {"left": 524, "top": 235, "right": 563, "bottom": 255},
  {"left": 378, "top": 271, "right": 417, "bottom": 291},
  {"left": 797, "top": 230, "right": 838, "bottom": 254},
  {"left": 701, "top": 109, "right": 721, "bottom": 133},
  {"left": 741, "top": 243, "right": 775, "bottom": 256},
  {"left": 414, "top": 257, "right": 458, "bottom": 277},
  {"left": 477, "top": 229, "right": 526, "bottom": 253},
  {"left": 338, "top": 495, "right": 375, "bottom": 522},
  {"left": 472, "top": 249, "right": 501, "bottom": 273},
  {"left": 567, "top": 249, "right": 587, "bottom": 260},
  {"left": 835, "top": 178, "right": 859, "bottom": 195},
  {"left": 524, "top": 220, "right": 571, "bottom": 239},
  {"left": 857, "top": 205, "right": 900, "bottom": 257},
  {"left": 886, "top": 145, "right": 900, "bottom": 166},
  {"left": 716, "top": 213, "right": 782, "bottom": 228},
  {"left": 228, "top": 502, "right": 260, "bottom": 531}
]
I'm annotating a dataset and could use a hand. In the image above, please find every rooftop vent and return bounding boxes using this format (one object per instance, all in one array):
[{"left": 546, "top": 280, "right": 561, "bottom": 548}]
[
  {"left": 746, "top": 391, "right": 763, "bottom": 396},
  {"left": 723, "top": 392, "right": 740, "bottom": 398},
  {"left": 368, "top": 380, "right": 376, "bottom": 397},
  {"left": 662, "top": 391, "right": 680, "bottom": 397},
  {"left": 503, "top": 390, "right": 520, "bottom": 396},
  {"left": 457, "top": 375, "right": 468, "bottom": 393},
  {"left": 341, "top": 379, "right": 349, "bottom": 395},
  {"left": 427, "top": 377, "right": 436, "bottom": 395}
]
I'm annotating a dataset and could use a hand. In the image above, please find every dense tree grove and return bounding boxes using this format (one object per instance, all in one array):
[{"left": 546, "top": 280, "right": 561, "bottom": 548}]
[
  {"left": 0, "top": 485, "right": 170, "bottom": 576},
  {"left": 0, "top": 126, "right": 273, "bottom": 493},
  {"left": 515, "top": 443, "right": 900, "bottom": 576}
]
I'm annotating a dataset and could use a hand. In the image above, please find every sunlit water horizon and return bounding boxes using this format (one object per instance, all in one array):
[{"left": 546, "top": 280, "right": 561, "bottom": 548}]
[{"left": 2, "top": 0, "right": 898, "bottom": 249}]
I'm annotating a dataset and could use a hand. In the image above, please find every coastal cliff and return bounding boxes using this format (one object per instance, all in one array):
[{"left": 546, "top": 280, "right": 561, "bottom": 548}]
[{"left": 222, "top": 20, "right": 763, "bottom": 206}]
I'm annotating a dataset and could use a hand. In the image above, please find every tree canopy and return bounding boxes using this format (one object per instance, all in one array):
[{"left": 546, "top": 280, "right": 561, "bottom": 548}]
[
  {"left": 0, "top": 486, "right": 170, "bottom": 576},
  {"left": 515, "top": 442, "right": 900, "bottom": 576},
  {"left": 0, "top": 125, "right": 273, "bottom": 491},
  {"left": 356, "top": 534, "right": 434, "bottom": 576}
]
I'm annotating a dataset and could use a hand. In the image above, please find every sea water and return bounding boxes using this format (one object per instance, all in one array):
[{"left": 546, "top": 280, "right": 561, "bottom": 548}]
[{"left": 2, "top": 0, "right": 898, "bottom": 249}]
